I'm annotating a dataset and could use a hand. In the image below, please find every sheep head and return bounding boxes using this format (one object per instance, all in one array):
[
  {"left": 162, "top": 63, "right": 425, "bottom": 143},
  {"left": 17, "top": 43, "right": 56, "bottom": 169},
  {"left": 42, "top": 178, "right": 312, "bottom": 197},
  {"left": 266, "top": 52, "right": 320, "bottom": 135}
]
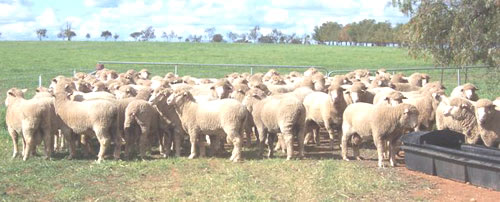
[
  {"left": 138, "top": 69, "right": 150, "bottom": 80},
  {"left": 444, "top": 97, "right": 474, "bottom": 121},
  {"left": 385, "top": 91, "right": 406, "bottom": 106},
  {"left": 345, "top": 82, "right": 367, "bottom": 103},
  {"left": 149, "top": 88, "right": 173, "bottom": 105},
  {"left": 328, "top": 84, "right": 345, "bottom": 104},
  {"left": 210, "top": 79, "right": 233, "bottom": 99},
  {"left": 167, "top": 90, "right": 194, "bottom": 106},
  {"left": 475, "top": 99, "right": 495, "bottom": 125},
  {"left": 5, "top": 88, "right": 26, "bottom": 107},
  {"left": 399, "top": 104, "right": 419, "bottom": 129},
  {"left": 461, "top": 83, "right": 479, "bottom": 101}
]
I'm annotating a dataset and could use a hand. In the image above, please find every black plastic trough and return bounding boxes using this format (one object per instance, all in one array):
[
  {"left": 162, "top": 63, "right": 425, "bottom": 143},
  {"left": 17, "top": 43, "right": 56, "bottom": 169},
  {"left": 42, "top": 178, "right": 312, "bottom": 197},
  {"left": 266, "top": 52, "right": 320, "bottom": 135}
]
[{"left": 401, "top": 130, "right": 500, "bottom": 191}]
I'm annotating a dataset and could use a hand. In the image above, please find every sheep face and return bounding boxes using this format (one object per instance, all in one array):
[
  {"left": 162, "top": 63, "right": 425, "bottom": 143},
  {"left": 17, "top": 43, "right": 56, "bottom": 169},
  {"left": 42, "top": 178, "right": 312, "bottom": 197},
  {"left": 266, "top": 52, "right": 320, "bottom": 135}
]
[
  {"left": 475, "top": 99, "right": 495, "bottom": 125},
  {"left": 445, "top": 99, "right": 473, "bottom": 121},
  {"left": 149, "top": 89, "right": 172, "bottom": 104},
  {"left": 328, "top": 85, "right": 344, "bottom": 103},
  {"left": 139, "top": 69, "right": 150, "bottom": 80},
  {"left": 461, "top": 86, "right": 478, "bottom": 100},
  {"left": 167, "top": 90, "right": 194, "bottom": 106},
  {"left": 399, "top": 105, "right": 419, "bottom": 129},
  {"left": 421, "top": 74, "right": 430, "bottom": 86},
  {"left": 211, "top": 83, "right": 232, "bottom": 99}
]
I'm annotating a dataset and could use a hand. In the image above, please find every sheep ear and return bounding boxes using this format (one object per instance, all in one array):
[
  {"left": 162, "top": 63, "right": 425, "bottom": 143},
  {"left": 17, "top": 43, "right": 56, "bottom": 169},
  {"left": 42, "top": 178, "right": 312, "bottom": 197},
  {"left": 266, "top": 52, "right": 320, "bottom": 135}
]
[
  {"left": 7, "top": 91, "right": 14, "bottom": 97},
  {"left": 210, "top": 86, "right": 215, "bottom": 90},
  {"left": 36, "top": 88, "right": 40, "bottom": 92},
  {"left": 52, "top": 78, "right": 57, "bottom": 83},
  {"left": 238, "top": 89, "right": 243, "bottom": 93},
  {"left": 21, "top": 89, "right": 28, "bottom": 93}
]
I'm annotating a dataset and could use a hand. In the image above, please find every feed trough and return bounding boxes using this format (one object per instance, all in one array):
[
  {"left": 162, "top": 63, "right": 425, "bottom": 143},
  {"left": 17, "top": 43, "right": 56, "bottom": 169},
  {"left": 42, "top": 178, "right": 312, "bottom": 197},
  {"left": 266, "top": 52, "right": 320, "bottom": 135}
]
[{"left": 401, "top": 130, "right": 500, "bottom": 191}]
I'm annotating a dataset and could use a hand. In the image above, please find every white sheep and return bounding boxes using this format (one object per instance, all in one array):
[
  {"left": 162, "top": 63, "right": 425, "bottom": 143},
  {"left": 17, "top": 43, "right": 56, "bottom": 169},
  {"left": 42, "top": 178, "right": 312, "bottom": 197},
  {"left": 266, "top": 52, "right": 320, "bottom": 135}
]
[
  {"left": 166, "top": 89, "right": 247, "bottom": 162},
  {"left": 450, "top": 83, "right": 479, "bottom": 101},
  {"left": 303, "top": 84, "right": 347, "bottom": 148},
  {"left": 474, "top": 99, "right": 499, "bottom": 148},
  {"left": 244, "top": 92, "right": 306, "bottom": 160},
  {"left": 341, "top": 103, "right": 419, "bottom": 167},
  {"left": 5, "top": 88, "right": 53, "bottom": 160},
  {"left": 436, "top": 96, "right": 481, "bottom": 144},
  {"left": 53, "top": 83, "right": 120, "bottom": 163}
]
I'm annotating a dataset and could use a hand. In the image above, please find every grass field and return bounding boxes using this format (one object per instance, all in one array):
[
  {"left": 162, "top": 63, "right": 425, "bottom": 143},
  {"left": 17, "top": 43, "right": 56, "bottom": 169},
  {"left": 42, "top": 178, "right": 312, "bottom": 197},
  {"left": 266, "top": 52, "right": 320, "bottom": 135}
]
[{"left": 0, "top": 41, "right": 497, "bottom": 201}]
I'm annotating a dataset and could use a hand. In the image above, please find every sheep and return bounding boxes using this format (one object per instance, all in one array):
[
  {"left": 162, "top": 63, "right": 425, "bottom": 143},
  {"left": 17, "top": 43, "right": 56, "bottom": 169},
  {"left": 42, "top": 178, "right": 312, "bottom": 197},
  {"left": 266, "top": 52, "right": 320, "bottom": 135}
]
[
  {"left": 244, "top": 91, "right": 306, "bottom": 160},
  {"left": 166, "top": 89, "right": 247, "bottom": 162},
  {"left": 436, "top": 97, "right": 481, "bottom": 144},
  {"left": 229, "top": 83, "right": 250, "bottom": 102},
  {"left": 114, "top": 85, "right": 138, "bottom": 99},
  {"left": 302, "top": 84, "right": 347, "bottom": 148},
  {"left": 390, "top": 73, "right": 408, "bottom": 83},
  {"left": 450, "top": 83, "right": 479, "bottom": 101},
  {"left": 75, "top": 80, "right": 92, "bottom": 93},
  {"left": 5, "top": 88, "right": 53, "bottom": 160},
  {"left": 372, "top": 90, "right": 407, "bottom": 106},
  {"left": 53, "top": 83, "right": 120, "bottom": 163},
  {"left": 408, "top": 73, "right": 430, "bottom": 87},
  {"left": 138, "top": 69, "right": 150, "bottom": 80},
  {"left": 344, "top": 82, "right": 374, "bottom": 104},
  {"left": 341, "top": 103, "right": 419, "bottom": 167},
  {"left": 494, "top": 97, "right": 500, "bottom": 110},
  {"left": 148, "top": 88, "right": 185, "bottom": 157},
  {"left": 474, "top": 99, "right": 500, "bottom": 148},
  {"left": 329, "top": 75, "right": 351, "bottom": 86},
  {"left": 92, "top": 81, "right": 108, "bottom": 92},
  {"left": 70, "top": 91, "right": 116, "bottom": 101},
  {"left": 304, "top": 67, "right": 319, "bottom": 77},
  {"left": 402, "top": 90, "right": 445, "bottom": 131},
  {"left": 123, "top": 100, "right": 167, "bottom": 159},
  {"left": 390, "top": 82, "right": 421, "bottom": 92}
]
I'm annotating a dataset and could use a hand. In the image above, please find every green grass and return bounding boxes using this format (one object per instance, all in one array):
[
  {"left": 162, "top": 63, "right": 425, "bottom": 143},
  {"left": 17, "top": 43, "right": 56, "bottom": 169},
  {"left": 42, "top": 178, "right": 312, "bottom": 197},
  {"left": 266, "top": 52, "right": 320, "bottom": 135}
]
[{"left": 0, "top": 41, "right": 496, "bottom": 201}]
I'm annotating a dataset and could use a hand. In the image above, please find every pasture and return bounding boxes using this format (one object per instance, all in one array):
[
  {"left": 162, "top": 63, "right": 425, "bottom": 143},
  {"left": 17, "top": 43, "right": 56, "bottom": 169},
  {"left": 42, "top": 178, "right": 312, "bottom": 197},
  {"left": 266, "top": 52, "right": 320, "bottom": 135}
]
[{"left": 0, "top": 41, "right": 498, "bottom": 201}]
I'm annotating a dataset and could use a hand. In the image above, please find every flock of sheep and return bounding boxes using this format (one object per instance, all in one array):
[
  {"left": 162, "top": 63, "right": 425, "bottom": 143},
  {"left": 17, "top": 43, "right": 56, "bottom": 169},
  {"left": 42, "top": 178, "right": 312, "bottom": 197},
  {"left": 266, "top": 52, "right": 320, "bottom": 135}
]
[{"left": 5, "top": 67, "right": 500, "bottom": 167}]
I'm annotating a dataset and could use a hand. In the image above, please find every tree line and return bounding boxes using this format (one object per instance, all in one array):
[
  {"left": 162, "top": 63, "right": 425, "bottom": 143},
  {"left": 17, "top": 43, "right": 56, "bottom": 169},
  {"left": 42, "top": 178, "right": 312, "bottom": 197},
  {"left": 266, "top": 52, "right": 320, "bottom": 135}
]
[{"left": 22, "top": 19, "right": 404, "bottom": 46}]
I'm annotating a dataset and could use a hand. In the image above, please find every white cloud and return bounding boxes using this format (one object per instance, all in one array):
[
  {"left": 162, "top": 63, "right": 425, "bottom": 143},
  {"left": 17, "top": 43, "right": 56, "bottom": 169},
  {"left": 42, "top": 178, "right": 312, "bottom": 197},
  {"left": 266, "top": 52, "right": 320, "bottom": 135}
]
[{"left": 35, "top": 8, "right": 57, "bottom": 27}]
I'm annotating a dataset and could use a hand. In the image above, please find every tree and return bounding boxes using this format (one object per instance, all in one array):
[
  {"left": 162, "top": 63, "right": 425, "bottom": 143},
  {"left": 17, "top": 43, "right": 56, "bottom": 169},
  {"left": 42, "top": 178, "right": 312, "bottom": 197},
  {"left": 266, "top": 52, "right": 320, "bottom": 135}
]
[
  {"left": 258, "top": 35, "right": 274, "bottom": 43},
  {"left": 393, "top": 0, "right": 499, "bottom": 67},
  {"left": 226, "top": 31, "right": 239, "bottom": 42},
  {"left": 35, "top": 28, "right": 47, "bottom": 41},
  {"left": 140, "top": 26, "right": 155, "bottom": 41},
  {"left": 177, "top": 36, "right": 183, "bottom": 42},
  {"left": 204, "top": 27, "right": 215, "bottom": 42},
  {"left": 161, "top": 31, "right": 168, "bottom": 41},
  {"left": 168, "top": 30, "right": 177, "bottom": 42},
  {"left": 312, "top": 21, "right": 342, "bottom": 45},
  {"left": 188, "top": 35, "right": 202, "bottom": 43},
  {"left": 338, "top": 25, "right": 352, "bottom": 46},
  {"left": 248, "top": 25, "right": 260, "bottom": 43},
  {"left": 130, "top": 32, "right": 141, "bottom": 41},
  {"left": 86, "top": 33, "right": 91, "bottom": 40},
  {"left": 101, "top": 30, "right": 112, "bottom": 41},
  {"left": 212, "top": 34, "right": 223, "bottom": 42},
  {"left": 58, "top": 22, "right": 76, "bottom": 41},
  {"left": 113, "top": 34, "right": 119, "bottom": 41}
]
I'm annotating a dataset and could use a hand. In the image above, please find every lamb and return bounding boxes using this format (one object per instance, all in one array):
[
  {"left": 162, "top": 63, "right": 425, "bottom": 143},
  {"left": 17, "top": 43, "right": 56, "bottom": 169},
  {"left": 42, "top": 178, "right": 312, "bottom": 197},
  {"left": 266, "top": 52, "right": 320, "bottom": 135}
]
[
  {"left": 229, "top": 83, "right": 250, "bottom": 102},
  {"left": 436, "top": 97, "right": 481, "bottom": 144},
  {"left": 402, "top": 91, "right": 444, "bottom": 131},
  {"left": 138, "top": 69, "right": 150, "bottom": 80},
  {"left": 114, "top": 85, "right": 138, "bottom": 99},
  {"left": 244, "top": 91, "right": 306, "bottom": 160},
  {"left": 344, "top": 82, "right": 374, "bottom": 104},
  {"left": 372, "top": 90, "right": 406, "bottom": 106},
  {"left": 341, "top": 103, "right": 419, "bottom": 167},
  {"left": 474, "top": 99, "right": 500, "bottom": 148},
  {"left": 123, "top": 100, "right": 167, "bottom": 159},
  {"left": 303, "top": 67, "right": 319, "bottom": 77},
  {"left": 390, "top": 73, "right": 408, "bottom": 83},
  {"left": 302, "top": 84, "right": 347, "bottom": 148},
  {"left": 450, "top": 83, "right": 479, "bottom": 101},
  {"left": 166, "top": 89, "right": 247, "bottom": 162},
  {"left": 53, "top": 83, "right": 120, "bottom": 163},
  {"left": 5, "top": 88, "right": 53, "bottom": 160},
  {"left": 390, "top": 82, "right": 421, "bottom": 92}
]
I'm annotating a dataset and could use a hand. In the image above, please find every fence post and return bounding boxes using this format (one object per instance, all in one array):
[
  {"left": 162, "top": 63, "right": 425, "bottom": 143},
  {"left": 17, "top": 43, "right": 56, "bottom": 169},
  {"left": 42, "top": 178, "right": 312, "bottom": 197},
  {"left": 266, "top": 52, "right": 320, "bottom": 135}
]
[
  {"left": 464, "top": 67, "right": 468, "bottom": 83},
  {"left": 39, "top": 75, "right": 42, "bottom": 87},
  {"left": 440, "top": 68, "right": 444, "bottom": 83},
  {"left": 250, "top": 67, "right": 253, "bottom": 75},
  {"left": 174, "top": 65, "right": 178, "bottom": 76},
  {"left": 73, "top": 69, "right": 76, "bottom": 76},
  {"left": 457, "top": 68, "right": 461, "bottom": 86}
]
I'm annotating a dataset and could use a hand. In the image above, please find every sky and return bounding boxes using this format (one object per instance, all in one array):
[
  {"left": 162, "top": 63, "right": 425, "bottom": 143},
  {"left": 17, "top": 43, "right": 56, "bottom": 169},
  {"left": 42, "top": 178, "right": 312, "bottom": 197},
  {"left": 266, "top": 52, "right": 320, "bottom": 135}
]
[{"left": 0, "top": 0, "right": 410, "bottom": 41}]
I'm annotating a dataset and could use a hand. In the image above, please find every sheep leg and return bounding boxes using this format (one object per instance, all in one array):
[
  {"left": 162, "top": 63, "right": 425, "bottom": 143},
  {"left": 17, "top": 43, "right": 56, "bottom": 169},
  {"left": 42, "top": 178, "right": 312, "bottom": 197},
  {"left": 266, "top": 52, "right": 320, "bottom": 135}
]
[
  {"left": 164, "top": 132, "right": 173, "bottom": 157},
  {"left": 173, "top": 132, "right": 181, "bottom": 157},
  {"left": 188, "top": 131, "right": 198, "bottom": 159},
  {"left": 341, "top": 132, "right": 351, "bottom": 161},
  {"left": 267, "top": 133, "right": 275, "bottom": 158},
  {"left": 95, "top": 128, "right": 111, "bottom": 163},
  {"left": 374, "top": 136, "right": 385, "bottom": 168},
  {"left": 283, "top": 133, "right": 294, "bottom": 160},
  {"left": 275, "top": 134, "right": 286, "bottom": 153},
  {"left": 297, "top": 125, "right": 306, "bottom": 159},
  {"left": 63, "top": 129, "right": 76, "bottom": 160},
  {"left": 123, "top": 127, "right": 132, "bottom": 159},
  {"left": 8, "top": 128, "right": 19, "bottom": 159},
  {"left": 230, "top": 135, "right": 242, "bottom": 162},
  {"left": 257, "top": 128, "right": 267, "bottom": 158},
  {"left": 22, "top": 127, "right": 36, "bottom": 161},
  {"left": 42, "top": 127, "right": 53, "bottom": 160},
  {"left": 388, "top": 139, "right": 397, "bottom": 167},
  {"left": 253, "top": 126, "right": 260, "bottom": 144},
  {"left": 139, "top": 128, "right": 150, "bottom": 160}
]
